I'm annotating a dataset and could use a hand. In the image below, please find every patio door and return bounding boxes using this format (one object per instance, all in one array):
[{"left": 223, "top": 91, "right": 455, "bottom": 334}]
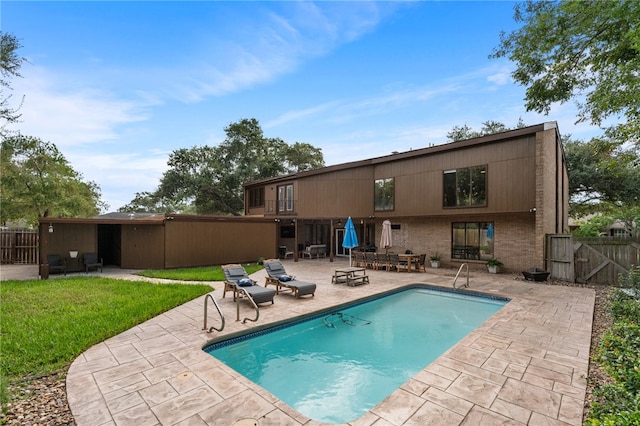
[{"left": 335, "top": 228, "right": 347, "bottom": 256}]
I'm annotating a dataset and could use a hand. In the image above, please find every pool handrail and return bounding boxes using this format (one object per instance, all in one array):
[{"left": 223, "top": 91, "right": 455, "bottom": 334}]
[
  {"left": 453, "top": 263, "right": 469, "bottom": 289},
  {"left": 203, "top": 293, "right": 225, "bottom": 333},
  {"left": 236, "top": 287, "right": 260, "bottom": 323}
]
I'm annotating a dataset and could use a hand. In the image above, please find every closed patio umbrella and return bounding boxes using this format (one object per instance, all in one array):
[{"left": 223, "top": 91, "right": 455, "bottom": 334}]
[
  {"left": 380, "top": 219, "right": 392, "bottom": 254},
  {"left": 342, "top": 217, "right": 359, "bottom": 267}
]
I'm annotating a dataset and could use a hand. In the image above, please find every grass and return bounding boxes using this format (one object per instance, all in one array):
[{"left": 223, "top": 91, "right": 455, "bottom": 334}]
[
  {"left": 0, "top": 275, "right": 212, "bottom": 411},
  {"left": 137, "top": 263, "right": 264, "bottom": 281}
]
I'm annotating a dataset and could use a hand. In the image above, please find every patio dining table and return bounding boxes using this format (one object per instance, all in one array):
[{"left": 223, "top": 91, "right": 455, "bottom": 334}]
[{"left": 398, "top": 253, "right": 420, "bottom": 272}]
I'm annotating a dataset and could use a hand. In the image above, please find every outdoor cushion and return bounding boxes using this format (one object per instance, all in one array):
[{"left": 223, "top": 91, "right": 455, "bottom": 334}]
[
  {"left": 238, "top": 278, "right": 254, "bottom": 287},
  {"left": 242, "top": 285, "right": 276, "bottom": 305},
  {"left": 278, "top": 275, "right": 293, "bottom": 282},
  {"left": 228, "top": 267, "right": 246, "bottom": 277}
]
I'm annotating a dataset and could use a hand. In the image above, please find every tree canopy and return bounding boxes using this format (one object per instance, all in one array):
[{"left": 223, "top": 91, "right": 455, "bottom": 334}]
[
  {"left": 1, "top": 135, "right": 106, "bottom": 228},
  {"left": 492, "top": 0, "right": 640, "bottom": 145},
  {"left": 1, "top": 32, "right": 26, "bottom": 138},
  {"left": 446, "top": 119, "right": 526, "bottom": 142},
  {"left": 120, "top": 118, "right": 325, "bottom": 215},
  {"left": 564, "top": 135, "right": 640, "bottom": 217}
]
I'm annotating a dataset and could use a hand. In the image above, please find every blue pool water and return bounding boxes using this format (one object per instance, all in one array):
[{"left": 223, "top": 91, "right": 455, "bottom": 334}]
[{"left": 204, "top": 287, "right": 507, "bottom": 424}]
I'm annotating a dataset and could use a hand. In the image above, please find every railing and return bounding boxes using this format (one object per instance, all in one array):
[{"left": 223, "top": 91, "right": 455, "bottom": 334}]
[
  {"left": 453, "top": 263, "right": 469, "bottom": 289},
  {"left": 235, "top": 288, "right": 260, "bottom": 324},
  {"left": 263, "top": 200, "right": 298, "bottom": 216},
  {"left": 203, "top": 294, "right": 225, "bottom": 333}
]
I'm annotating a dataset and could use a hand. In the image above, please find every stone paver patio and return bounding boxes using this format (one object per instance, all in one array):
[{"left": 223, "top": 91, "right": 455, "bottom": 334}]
[{"left": 62, "top": 258, "right": 594, "bottom": 425}]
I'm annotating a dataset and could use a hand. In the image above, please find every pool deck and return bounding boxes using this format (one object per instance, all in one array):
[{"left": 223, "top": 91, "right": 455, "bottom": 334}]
[{"left": 59, "top": 258, "right": 593, "bottom": 426}]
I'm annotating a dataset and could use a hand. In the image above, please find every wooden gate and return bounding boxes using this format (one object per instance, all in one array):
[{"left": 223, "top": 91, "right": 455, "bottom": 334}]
[
  {"left": 0, "top": 230, "right": 39, "bottom": 264},
  {"left": 545, "top": 234, "right": 574, "bottom": 282},
  {"left": 546, "top": 234, "right": 640, "bottom": 285}
]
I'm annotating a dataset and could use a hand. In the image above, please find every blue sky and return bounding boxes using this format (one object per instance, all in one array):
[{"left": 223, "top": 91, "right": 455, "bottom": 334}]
[{"left": 4, "top": 1, "right": 602, "bottom": 212}]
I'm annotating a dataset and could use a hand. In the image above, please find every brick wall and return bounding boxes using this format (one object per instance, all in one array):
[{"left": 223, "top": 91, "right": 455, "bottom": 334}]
[{"left": 377, "top": 214, "right": 537, "bottom": 272}]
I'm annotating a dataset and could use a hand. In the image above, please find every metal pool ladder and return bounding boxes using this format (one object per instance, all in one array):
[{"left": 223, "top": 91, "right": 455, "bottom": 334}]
[
  {"left": 235, "top": 287, "right": 260, "bottom": 324},
  {"left": 203, "top": 293, "right": 225, "bottom": 333},
  {"left": 453, "top": 263, "right": 469, "bottom": 289}
]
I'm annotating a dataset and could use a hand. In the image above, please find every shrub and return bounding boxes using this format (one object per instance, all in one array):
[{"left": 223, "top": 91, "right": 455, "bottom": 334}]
[
  {"left": 587, "top": 266, "right": 640, "bottom": 425},
  {"left": 597, "top": 322, "right": 640, "bottom": 393}
]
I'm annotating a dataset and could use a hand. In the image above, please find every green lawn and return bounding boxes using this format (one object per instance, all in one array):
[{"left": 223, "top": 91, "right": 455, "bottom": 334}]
[
  {"left": 0, "top": 275, "right": 212, "bottom": 408},
  {"left": 137, "top": 263, "right": 264, "bottom": 281}
]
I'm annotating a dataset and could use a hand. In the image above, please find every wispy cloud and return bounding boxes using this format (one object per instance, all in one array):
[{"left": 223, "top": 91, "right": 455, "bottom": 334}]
[
  {"left": 140, "top": 2, "right": 398, "bottom": 103},
  {"left": 11, "top": 66, "right": 148, "bottom": 148}
]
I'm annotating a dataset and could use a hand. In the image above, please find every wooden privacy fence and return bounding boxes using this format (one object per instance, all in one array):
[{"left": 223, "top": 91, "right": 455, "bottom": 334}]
[
  {"left": 545, "top": 234, "right": 640, "bottom": 285},
  {"left": 0, "top": 230, "right": 39, "bottom": 264}
]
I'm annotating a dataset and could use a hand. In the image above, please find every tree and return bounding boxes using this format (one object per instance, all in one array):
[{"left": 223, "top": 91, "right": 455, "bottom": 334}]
[
  {"left": 124, "top": 118, "right": 325, "bottom": 215},
  {"left": 492, "top": 1, "right": 640, "bottom": 145},
  {"left": 446, "top": 120, "right": 524, "bottom": 141},
  {"left": 571, "top": 215, "right": 613, "bottom": 238},
  {"left": 1, "top": 32, "right": 26, "bottom": 138},
  {"left": 1, "top": 135, "right": 105, "bottom": 227},
  {"left": 564, "top": 136, "right": 640, "bottom": 217},
  {"left": 117, "top": 191, "right": 194, "bottom": 214}
]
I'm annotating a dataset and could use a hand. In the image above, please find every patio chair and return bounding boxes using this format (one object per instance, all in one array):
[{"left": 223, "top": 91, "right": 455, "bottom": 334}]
[
  {"left": 416, "top": 254, "right": 427, "bottom": 272},
  {"left": 47, "top": 254, "right": 67, "bottom": 275},
  {"left": 82, "top": 252, "right": 103, "bottom": 273},
  {"left": 387, "top": 253, "right": 400, "bottom": 272},
  {"left": 357, "top": 251, "right": 368, "bottom": 268},
  {"left": 365, "top": 252, "right": 378, "bottom": 269},
  {"left": 376, "top": 253, "right": 389, "bottom": 271},
  {"left": 263, "top": 259, "right": 316, "bottom": 298},
  {"left": 396, "top": 254, "right": 410, "bottom": 272},
  {"left": 222, "top": 264, "right": 276, "bottom": 305}
]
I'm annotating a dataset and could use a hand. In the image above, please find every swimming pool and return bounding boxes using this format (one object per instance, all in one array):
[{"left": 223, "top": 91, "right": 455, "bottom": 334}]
[{"left": 204, "top": 286, "right": 508, "bottom": 424}]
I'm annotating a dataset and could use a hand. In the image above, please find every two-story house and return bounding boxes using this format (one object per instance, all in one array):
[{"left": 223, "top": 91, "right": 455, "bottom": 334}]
[{"left": 244, "top": 122, "right": 569, "bottom": 271}]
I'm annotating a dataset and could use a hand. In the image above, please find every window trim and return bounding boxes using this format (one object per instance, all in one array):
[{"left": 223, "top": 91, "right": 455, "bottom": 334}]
[
  {"left": 451, "top": 222, "right": 494, "bottom": 261},
  {"left": 374, "top": 177, "right": 395, "bottom": 212},
  {"left": 277, "top": 183, "right": 294, "bottom": 213},
  {"left": 248, "top": 187, "right": 264, "bottom": 208},
  {"left": 443, "top": 165, "right": 487, "bottom": 208}
]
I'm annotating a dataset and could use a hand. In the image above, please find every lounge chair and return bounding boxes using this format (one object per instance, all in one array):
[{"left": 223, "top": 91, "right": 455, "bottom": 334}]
[
  {"left": 222, "top": 264, "right": 276, "bottom": 305},
  {"left": 82, "top": 252, "right": 103, "bottom": 273},
  {"left": 47, "top": 254, "right": 66, "bottom": 275},
  {"left": 263, "top": 259, "right": 316, "bottom": 298}
]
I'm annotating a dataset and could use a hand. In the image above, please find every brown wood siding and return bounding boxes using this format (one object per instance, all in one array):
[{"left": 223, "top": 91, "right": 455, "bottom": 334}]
[
  {"left": 262, "top": 167, "right": 375, "bottom": 218},
  {"left": 164, "top": 220, "right": 277, "bottom": 268},
  {"left": 252, "top": 135, "right": 539, "bottom": 219},
  {"left": 46, "top": 223, "right": 97, "bottom": 259},
  {"left": 373, "top": 136, "right": 536, "bottom": 217},
  {"left": 120, "top": 225, "right": 165, "bottom": 269}
]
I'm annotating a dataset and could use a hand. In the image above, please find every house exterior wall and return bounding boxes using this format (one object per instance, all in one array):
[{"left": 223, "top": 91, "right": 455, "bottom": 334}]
[
  {"left": 244, "top": 122, "right": 568, "bottom": 272},
  {"left": 121, "top": 224, "right": 165, "bottom": 269},
  {"left": 39, "top": 216, "right": 279, "bottom": 271},
  {"left": 373, "top": 214, "right": 536, "bottom": 271},
  {"left": 247, "top": 134, "right": 539, "bottom": 219},
  {"left": 46, "top": 223, "right": 97, "bottom": 257},
  {"left": 164, "top": 219, "right": 277, "bottom": 268}
]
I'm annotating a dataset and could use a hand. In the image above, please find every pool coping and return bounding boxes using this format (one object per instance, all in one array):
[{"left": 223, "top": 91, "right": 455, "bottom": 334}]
[{"left": 66, "top": 259, "right": 594, "bottom": 425}]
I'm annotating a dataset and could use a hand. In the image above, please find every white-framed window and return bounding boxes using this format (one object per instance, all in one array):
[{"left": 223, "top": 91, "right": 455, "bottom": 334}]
[{"left": 277, "top": 184, "right": 294, "bottom": 212}]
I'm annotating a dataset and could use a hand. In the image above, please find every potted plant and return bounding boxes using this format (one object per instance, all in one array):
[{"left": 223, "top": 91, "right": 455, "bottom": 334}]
[
  {"left": 429, "top": 253, "right": 441, "bottom": 268},
  {"left": 486, "top": 258, "right": 503, "bottom": 274}
]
